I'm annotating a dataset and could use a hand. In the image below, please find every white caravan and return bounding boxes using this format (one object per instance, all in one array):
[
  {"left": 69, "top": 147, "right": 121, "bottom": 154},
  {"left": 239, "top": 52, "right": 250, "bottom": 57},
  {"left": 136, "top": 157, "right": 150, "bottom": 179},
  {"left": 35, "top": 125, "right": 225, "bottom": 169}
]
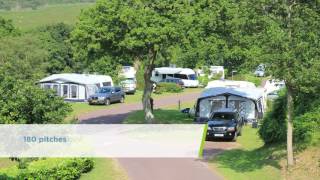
[
  {"left": 206, "top": 80, "right": 256, "bottom": 89},
  {"left": 151, "top": 67, "right": 199, "bottom": 87},
  {"left": 39, "top": 73, "right": 113, "bottom": 101}
]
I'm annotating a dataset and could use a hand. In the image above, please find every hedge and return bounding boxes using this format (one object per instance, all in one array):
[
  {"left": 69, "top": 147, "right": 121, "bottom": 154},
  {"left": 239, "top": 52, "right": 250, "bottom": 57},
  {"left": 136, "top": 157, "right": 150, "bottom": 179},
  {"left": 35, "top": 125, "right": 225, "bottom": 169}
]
[
  {"left": 0, "top": 158, "right": 94, "bottom": 180},
  {"left": 154, "top": 82, "right": 183, "bottom": 94}
]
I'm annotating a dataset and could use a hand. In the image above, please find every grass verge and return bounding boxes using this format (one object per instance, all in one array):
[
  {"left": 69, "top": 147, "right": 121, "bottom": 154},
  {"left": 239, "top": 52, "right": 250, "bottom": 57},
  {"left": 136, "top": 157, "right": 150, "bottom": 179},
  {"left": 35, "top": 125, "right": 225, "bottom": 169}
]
[
  {"left": 208, "top": 127, "right": 284, "bottom": 180},
  {"left": 80, "top": 159, "right": 128, "bottom": 180}
]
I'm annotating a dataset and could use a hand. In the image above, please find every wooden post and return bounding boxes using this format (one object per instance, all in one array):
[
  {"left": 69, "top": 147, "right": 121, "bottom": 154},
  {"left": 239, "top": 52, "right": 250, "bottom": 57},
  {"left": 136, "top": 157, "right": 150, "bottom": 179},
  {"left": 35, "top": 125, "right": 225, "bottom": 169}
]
[{"left": 178, "top": 100, "right": 181, "bottom": 110}]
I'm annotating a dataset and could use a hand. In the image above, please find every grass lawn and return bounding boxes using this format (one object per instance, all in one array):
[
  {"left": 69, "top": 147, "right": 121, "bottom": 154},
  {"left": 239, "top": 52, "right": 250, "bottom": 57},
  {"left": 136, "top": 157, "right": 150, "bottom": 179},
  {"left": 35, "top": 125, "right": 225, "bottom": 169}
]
[
  {"left": 208, "top": 126, "right": 284, "bottom": 180},
  {"left": 0, "top": 159, "right": 16, "bottom": 169},
  {"left": 124, "top": 101, "right": 196, "bottom": 124},
  {"left": 65, "top": 88, "right": 202, "bottom": 123},
  {"left": 80, "top": 159, "right": 128, "bottom": 180},
  {"left": 0, "top": 3, "right": 93, "bottom": 30}
]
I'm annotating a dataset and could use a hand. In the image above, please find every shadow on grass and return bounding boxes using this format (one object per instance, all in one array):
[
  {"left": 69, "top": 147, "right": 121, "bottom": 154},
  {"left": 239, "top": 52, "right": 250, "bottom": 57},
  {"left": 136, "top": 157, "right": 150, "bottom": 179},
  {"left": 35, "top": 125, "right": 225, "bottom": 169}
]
[
  {"left": 124, "top": 109, "right": 193, "bottom": 124},
  {"left": 210, "top": 144, "right": 286, "bottom": 173}
]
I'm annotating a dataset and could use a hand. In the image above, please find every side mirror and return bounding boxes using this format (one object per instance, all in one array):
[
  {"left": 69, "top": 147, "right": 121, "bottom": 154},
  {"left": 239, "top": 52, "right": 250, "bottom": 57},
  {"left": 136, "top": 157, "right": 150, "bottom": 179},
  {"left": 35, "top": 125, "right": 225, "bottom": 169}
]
[{"left": 181, "top": 108, "right": 190, "bottom": 114}]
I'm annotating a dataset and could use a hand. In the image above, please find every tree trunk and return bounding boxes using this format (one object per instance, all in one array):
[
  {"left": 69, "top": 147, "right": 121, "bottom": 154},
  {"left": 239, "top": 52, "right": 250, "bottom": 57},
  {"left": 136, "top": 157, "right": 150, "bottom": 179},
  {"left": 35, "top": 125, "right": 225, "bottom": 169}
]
[
  {"left": 286, "top": 86, "right": 294, "bottom": 166},
  {"left": 142, "top": 49, "right": 156, "bottom": 123}
]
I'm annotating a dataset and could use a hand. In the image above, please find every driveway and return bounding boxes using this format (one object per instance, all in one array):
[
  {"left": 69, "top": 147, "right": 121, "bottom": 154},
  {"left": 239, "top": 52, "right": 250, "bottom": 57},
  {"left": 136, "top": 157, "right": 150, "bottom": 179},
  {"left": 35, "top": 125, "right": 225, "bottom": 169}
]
[{"left": 80, "top": 91, "right": 237, "bottom": 180}]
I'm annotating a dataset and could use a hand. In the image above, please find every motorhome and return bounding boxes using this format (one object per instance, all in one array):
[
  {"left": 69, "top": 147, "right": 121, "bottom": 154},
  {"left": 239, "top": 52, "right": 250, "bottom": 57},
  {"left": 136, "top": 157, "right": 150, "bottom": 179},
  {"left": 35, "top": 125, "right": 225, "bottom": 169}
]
[
  {"left": 120, "top": 66, "right": 137, "bottom": 94},
  {"left": 39, "top": 73, "right": 113, "bottom": 101},
  {"left": 151, "top": 67, "right": 199, "bottom": 87}
]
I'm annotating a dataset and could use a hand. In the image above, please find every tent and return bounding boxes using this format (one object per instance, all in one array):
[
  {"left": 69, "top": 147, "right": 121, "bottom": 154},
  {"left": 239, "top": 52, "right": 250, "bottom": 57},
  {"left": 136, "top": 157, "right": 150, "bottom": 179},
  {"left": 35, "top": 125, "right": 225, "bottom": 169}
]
[
  {"left": 195, "top": 86, "right": 265, "bottom": 122},
  {"left": 38, "top": 73, "right": 113, "bottom": 101}
]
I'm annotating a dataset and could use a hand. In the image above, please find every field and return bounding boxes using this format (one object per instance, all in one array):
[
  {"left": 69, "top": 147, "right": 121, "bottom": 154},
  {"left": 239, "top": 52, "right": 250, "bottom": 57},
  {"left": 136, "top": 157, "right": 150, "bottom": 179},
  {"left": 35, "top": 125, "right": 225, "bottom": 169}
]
[{"left": 0, "top": 3, "right": 93, "bottom": 30}]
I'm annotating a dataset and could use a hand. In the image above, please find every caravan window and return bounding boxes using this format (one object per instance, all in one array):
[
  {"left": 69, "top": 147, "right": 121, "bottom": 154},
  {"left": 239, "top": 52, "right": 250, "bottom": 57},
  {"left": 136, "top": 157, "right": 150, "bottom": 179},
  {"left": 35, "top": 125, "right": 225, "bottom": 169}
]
[
  {"left": 44, "top": 84, "right": 51, "bottom": 89},
  {"left": 70, "top": 85, "right": 78, "bottom": 98},
  {"left": 174, "top": 74, "right": 188, "bottom": 80},
  {"left": 103, "top": 82, "right": 111, "bottom": 86},
  {"left": 62, "top": 85, "right": 68, "bottom": 97},
  {"left": 188, "top": 74, "right": 197, "bottom": 80}
]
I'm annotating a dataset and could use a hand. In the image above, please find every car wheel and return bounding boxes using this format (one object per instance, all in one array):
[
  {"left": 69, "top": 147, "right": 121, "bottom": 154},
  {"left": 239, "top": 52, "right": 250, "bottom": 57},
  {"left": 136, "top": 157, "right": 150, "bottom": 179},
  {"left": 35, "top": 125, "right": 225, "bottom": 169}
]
[
  {"left": 120, "top": 96, "right": 125, "bottom": 103},
  {"left": 105, "top": 99, "right": 110, "bottom": 106}
]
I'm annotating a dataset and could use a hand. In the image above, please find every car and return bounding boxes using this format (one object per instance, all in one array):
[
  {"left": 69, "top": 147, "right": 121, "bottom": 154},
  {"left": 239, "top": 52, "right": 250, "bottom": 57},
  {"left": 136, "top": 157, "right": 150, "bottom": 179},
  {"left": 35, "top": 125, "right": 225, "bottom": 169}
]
[
  {"left": 121, "top": 78, "right": 137, "bottom": 94},
  {"left": 88, "top": 86, "right": 125, "bottom": 105},
  {"left": 159, "top": 78, "right": 184, "bottom": 87},
  {"left": 206, "top": 108, "right": 244, "bottom": 141},
  {"left": 254, "top": 64, "right": 266, "bottom": 77}
]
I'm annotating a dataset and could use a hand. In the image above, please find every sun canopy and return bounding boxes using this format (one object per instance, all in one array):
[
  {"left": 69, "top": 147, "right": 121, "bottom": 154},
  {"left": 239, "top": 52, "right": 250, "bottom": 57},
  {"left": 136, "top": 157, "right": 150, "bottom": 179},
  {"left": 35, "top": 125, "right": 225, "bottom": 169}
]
[
  {"left": 39, "top": 73, "right": 112, "bottom": 85},
  {"left": 200, "top": 87, "right": 264, "bottom": 101}
]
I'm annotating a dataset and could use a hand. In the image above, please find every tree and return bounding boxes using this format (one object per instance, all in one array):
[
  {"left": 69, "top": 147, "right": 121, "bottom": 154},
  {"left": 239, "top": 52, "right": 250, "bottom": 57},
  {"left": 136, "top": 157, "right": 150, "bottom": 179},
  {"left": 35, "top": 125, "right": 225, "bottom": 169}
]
[
  {"left": 260, "top": 0, "right": 320, "bottom": 166},
  {"left": 71, "top": 0, "right": 186, "bottom": 122},
  {"left": 0, "top": 75, "right": 71, "bottom": 124}
]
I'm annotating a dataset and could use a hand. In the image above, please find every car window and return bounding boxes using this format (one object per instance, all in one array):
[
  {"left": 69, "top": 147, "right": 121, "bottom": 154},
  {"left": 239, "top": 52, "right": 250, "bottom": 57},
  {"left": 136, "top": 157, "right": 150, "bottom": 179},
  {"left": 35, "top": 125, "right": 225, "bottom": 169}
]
[
  {"left": 115, "top": 87, "right": 121, "bottom": 92},
  {"left": 212, "top": 113, "right": 236, "bottom": 121},
  {"left": 97, "top": 87, "right": 111, "bottom": 93}
]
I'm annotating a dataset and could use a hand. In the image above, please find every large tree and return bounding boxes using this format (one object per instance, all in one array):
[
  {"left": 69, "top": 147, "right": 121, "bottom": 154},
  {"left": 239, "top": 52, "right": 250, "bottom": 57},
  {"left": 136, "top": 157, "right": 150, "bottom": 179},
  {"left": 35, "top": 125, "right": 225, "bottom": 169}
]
[
  {"left": 71, "top": 0, "right": 187, "bottom": 122},
  {"left": 260, "top": 0, "right": 320, "bottom": 166}
]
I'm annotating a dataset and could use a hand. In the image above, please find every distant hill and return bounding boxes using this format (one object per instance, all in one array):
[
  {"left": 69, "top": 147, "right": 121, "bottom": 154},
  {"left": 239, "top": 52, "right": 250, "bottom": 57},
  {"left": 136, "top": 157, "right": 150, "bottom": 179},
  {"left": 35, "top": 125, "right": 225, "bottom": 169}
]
[{"left": 0, "top": 0, "right": 96, "bottom": 10}]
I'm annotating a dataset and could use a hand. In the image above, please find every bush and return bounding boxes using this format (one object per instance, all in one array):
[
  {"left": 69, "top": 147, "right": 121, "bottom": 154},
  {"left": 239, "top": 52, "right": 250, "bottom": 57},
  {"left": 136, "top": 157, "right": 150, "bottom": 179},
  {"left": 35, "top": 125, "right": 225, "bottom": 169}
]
[
  {"left": 154, "top": 82, "right": 183, "bottom": 94},
  {"left": 0, "top": 158, "right": 94, "bottom": 180},
  {"left": 259, "top": 91, "right": 287, "bottom": 144},
  {"left": 198, "top": 75, "right": 209, "bottom": 86},
  {"left": 259, "top": 90, "right": 320, "bottom": 145}
]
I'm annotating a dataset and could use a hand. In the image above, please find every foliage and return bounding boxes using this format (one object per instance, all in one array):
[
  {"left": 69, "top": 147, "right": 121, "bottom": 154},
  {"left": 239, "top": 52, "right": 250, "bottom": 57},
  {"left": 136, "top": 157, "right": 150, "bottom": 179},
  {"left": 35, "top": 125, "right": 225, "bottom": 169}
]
[
  {"left": 0, "top": 158, "right": 94, "bottom": 179},
  {"left": 259, "top": 91, "right": 287, "bottom": 144},
  {"left": 231, "top": 73, "right": 262, "bottom": 87},
  {"left": 0, "top": 16, "right": 19, "bottom": 37},
  {"left": 198, "top": 75, "right": 210, "bottom": 87},
  {"left": 154, "top": 82, "right": 183, "bottom": 94},
  {"left": 0, "top": 75, "right": 71, "bottom": 124},
  {"left": 37, "top": 23, "right": 75, "bottom": 74}
]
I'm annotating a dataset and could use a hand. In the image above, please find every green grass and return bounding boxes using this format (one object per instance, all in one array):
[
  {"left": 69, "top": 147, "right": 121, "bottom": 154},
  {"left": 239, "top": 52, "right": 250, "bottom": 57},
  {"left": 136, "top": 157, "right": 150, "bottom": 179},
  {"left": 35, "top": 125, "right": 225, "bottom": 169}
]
[
  {"left": 80, "top": 159, "right": 127, "bottom": 180},
  {"left": 0, "top": 3, "right": 93, "bottom": 30},
  {"left": 65, "top": 88, "right": 202, "bottom": 123},
  {"left": 0, "top": 159, "right": 16, "bottom": 169},
  {"left": 208, "top": 126, "right": 284, "bottom": 180}
]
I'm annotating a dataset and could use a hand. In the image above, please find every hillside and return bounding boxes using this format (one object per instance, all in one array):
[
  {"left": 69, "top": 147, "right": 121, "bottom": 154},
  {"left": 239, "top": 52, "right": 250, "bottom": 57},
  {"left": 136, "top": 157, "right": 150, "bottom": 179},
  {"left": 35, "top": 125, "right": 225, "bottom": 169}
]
[{"left": 0, "top": 3, "right": 93, "bottom": 30}]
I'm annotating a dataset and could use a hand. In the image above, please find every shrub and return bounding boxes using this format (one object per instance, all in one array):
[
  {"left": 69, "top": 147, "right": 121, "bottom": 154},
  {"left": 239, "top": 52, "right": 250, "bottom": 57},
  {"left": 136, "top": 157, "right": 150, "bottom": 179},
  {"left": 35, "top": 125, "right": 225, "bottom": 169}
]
[
  {"left": 259, "top": 90, "right": 320, "bottom": 145},
  {"left": 231, "top": 73, "right": 262, "bottom": 86},
  {"left": 0, "top": 158, "right": 94, "bottom": 180},
  {"left": 259, "top": 91, "right": 287, "bottom": 144},
  {"left": 154, "top": 82, "right": 183, "bottom": 94},
  {"left": 198, "top": 75, "right": 209, "bottom": 86}
]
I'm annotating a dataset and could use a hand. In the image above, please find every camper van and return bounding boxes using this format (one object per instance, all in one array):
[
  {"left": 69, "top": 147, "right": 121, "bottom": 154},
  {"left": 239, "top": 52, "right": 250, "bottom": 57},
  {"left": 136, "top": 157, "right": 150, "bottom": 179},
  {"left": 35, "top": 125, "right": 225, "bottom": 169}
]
[{"left": 151, "top": 67, "right": 199, "bottom": 87}]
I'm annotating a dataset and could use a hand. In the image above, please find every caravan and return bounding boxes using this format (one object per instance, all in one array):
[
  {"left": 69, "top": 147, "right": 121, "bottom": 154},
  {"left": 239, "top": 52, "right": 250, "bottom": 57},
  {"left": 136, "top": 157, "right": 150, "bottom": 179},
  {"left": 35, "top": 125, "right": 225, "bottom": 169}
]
[{"left": 151, "top": 67, "right": 199, "bottom": 87}]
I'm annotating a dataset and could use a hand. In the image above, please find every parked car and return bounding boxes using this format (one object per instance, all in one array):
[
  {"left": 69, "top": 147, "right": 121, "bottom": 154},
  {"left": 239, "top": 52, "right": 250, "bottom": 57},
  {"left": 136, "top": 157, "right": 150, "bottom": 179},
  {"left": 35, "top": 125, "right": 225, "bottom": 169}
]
[
  {"left": 206, "top": 108, "right": 244, "bottom": 141},
  {"left": 121, "top": 78, "right": 137, "bottom": 94},
  {"left": 159, "top": 78, "right": 184, "bottom": 87},
  {"left": 88, "top": 86, "right": 125, "bottom": 105}
]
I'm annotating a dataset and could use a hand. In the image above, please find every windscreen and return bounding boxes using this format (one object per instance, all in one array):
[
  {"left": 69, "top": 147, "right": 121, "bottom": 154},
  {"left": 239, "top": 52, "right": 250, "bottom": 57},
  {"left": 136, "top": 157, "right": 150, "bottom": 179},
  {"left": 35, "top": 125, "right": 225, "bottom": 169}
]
[
  {"left": 97, "top": 87, "right": 111, "bottom": 93},
  {"left": 188, "top": 74, "right": 197, "bottom": 80},
  {"left": 211, "top": 113, "right": 235, "bottom": 121}
]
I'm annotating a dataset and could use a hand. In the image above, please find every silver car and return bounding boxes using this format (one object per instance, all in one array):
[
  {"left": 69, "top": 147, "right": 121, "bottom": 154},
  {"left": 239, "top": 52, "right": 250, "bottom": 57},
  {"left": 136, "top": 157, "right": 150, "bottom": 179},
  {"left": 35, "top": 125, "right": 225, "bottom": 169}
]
[{"left": 88, "top": 86, "right": 125, "bottom": 105}]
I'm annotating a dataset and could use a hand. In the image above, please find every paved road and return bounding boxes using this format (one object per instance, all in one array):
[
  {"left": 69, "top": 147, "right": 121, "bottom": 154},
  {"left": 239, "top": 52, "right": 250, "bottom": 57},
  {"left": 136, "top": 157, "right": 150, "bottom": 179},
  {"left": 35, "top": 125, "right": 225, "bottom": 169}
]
[
  {"left": 79, "top": 91, "right": 200, "bottom": 124},
  {"left": 80, "top": 91, "right": 237, "bottom": 180}
]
